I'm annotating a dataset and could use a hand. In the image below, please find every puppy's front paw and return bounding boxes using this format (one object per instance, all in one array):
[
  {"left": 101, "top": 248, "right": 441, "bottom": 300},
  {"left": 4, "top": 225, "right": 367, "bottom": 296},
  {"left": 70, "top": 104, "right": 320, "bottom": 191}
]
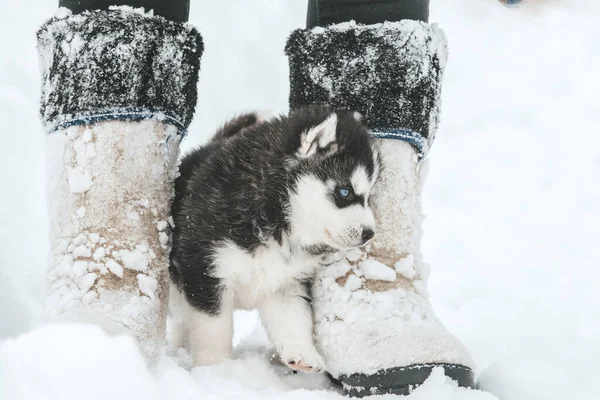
[{"left": 279, "top": 344, "right": 326, "bottom": 373}]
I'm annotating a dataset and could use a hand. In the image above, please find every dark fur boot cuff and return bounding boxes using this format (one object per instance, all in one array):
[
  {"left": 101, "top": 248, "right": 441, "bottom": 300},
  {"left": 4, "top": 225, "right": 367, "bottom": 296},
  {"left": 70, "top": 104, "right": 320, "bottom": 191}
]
[
  {"left": 37, "top": 7, "right": 203, "bottom": 133},
  {"left": 286, "top": 21, "right": 447, "bottom": 156}
]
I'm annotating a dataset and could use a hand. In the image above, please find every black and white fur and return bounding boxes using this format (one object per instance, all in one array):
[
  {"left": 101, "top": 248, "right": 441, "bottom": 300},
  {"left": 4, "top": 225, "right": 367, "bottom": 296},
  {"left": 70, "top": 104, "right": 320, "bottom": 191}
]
[{"left": 169, "top": 105, "right": 380, "bottom": 372}]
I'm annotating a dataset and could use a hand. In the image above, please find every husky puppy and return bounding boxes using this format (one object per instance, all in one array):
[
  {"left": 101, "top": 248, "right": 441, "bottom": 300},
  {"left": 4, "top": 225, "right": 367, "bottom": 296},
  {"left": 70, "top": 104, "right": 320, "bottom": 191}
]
[{"left": 169, "top": 105, "right": 380, "bottom": 372}]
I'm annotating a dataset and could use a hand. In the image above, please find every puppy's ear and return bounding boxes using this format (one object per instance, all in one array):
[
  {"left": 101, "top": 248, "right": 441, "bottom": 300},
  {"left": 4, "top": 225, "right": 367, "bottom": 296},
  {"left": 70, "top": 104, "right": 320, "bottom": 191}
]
[{"left": 296, "top": 113, "right": 338, "bottom": 158}]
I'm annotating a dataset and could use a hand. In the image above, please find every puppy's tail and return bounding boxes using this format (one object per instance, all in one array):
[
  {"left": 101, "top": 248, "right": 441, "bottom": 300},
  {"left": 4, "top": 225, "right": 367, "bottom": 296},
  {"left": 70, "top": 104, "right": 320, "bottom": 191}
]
[
  {"left": 212, "top": 110, "right": 276, "bottom": 143},
  {"left": 212, "top": 113, "right": 257, "bottom": 142}
]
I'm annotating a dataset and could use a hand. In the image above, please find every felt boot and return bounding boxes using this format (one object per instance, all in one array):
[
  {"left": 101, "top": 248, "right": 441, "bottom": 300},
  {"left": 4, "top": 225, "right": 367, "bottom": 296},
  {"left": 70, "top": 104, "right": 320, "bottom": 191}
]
[
  {"left": 286, "top": 20, "right": 475, "bottom": 396},
  {"left": 38, "top": 7, "right": 202, "bottom": 362}
]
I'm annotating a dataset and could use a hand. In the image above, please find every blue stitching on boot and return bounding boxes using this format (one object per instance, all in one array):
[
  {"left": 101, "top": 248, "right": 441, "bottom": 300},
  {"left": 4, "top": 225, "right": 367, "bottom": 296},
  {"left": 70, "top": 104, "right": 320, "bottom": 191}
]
[
  {"left": 371, "top": 128, "right": 426, "bottom": 159},
  {"left": 48, "top": 108, "right": 188, "bottom": 137}
]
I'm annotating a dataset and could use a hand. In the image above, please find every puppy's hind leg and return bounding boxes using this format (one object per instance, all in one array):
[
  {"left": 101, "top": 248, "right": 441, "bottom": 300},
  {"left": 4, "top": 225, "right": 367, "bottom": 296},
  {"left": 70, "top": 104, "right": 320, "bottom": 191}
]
[
  {"left": 188, "top": 289, "right": 234, "bottom": 367},
  {"left": 167, "top": 283, "right": 193, "bottom": 351}
]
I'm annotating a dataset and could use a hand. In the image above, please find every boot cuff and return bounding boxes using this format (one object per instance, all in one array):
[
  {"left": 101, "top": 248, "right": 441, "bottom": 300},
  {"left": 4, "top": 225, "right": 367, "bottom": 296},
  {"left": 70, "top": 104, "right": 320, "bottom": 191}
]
[
  {"left": 37, "top": 7, "right": 203, "bottom": 133},
  {"left": 286, "top": 20, "right": 447, "bottom": 155}
]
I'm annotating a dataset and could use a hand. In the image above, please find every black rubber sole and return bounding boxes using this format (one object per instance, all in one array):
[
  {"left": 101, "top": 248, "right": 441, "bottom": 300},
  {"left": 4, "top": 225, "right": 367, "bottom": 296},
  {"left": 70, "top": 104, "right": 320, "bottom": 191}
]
[{"left": 332, "top": 363, "right": 475, "bottom": 397}]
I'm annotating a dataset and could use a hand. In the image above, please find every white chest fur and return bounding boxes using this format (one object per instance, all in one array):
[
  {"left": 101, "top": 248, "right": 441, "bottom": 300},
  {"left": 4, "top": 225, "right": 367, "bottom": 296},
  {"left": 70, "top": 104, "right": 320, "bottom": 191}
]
[{"left": 211, "top": 239, "right": 318, "bottom": 310}]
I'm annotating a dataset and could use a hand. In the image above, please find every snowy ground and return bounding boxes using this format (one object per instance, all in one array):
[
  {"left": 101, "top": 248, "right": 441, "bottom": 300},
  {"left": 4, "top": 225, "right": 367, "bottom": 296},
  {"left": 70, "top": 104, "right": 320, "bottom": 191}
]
[{"left": 1, "top": 0, "right": 599, "bottom": 399}]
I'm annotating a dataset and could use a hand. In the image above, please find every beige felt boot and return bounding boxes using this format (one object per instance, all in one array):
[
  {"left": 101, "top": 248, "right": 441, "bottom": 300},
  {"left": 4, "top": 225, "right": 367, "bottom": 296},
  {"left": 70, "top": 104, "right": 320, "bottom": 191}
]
[
  {"left": 312, "top": 139, "right": 474, "bottom": 396},
  {"left": 38, "top": 7, "right": 202, "bottom": 363},
  {"left": 286, "top": 20, "right": 475, "bottom": 396}
]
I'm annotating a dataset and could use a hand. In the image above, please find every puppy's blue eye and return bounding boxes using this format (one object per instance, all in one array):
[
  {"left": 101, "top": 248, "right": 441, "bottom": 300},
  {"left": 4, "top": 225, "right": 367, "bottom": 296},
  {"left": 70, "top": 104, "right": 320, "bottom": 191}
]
[{"left": 339, "top": 188, "right": 350, "bottom": 197}]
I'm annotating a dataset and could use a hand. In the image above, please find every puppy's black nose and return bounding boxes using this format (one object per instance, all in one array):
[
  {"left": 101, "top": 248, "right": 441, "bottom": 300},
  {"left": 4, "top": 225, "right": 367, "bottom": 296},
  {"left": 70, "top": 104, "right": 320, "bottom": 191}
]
[{"left": 362, "top": 229, "right": 374, "bottom": 244}]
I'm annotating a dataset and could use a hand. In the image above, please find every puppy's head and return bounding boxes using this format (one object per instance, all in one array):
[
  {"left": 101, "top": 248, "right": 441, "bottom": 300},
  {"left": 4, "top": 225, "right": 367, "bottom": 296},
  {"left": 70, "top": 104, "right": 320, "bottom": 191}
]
[{"left": 286, "top": 106, "right": 380, "bottom": 251}]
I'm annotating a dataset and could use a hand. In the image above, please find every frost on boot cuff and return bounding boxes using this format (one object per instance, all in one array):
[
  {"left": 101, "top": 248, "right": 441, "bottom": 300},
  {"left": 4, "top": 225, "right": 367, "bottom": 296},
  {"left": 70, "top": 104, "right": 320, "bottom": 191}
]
[
  {"left": 37, "top": 7, "right": 203, "bottom": 134},
  {"left": 286, "top": 21, "right": 447, "bottom": 157}
]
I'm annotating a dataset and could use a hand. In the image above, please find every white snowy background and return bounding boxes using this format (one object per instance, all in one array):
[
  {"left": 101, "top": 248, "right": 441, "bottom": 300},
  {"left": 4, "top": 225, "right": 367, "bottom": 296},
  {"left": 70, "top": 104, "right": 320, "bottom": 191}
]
[{"left": 1, "top": 0, "right": 599, "bottom": 399}]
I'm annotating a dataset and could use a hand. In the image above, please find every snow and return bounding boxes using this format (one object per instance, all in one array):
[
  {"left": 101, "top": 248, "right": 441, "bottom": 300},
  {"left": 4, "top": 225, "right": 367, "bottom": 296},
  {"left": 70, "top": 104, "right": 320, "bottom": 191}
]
[
  {"left": 395, "top": 254, "right": 417, "bottom": 279},
  {"left": 157, "top": 220, "right": 168, "bottom": 231},
  {"left": 413, "top": 280, "right": 429, "bottom": 299},
  {"left": 108, "top": 5, "right": 154, "bottom": 17},
  {"left": 72, "top": 232, "right": 87, "bottom": 246},
  {"left": 72, "top": 244, "right": 91, "bottom": 258},
  {"left": 344, "top": 274, "right": 363, "bottom": 291},
  {"left": 54, "top": 7, "right": 72, "bottom": 19},
  {"left": 159, "top": 232, "right": 169, "bottom": 246},
  {"left": 78, "top": 272, "right": 97, "bottom": 291},
  {"left": 407, "top": 368, "right": 497, "bottom": 400},
  {"left": 360, "top": 259, "right": 398, "bottom": 281},
  {"left": 68, "top": 168, "right": 93, "bottom": 193},
  {"left": 344, "top": 248, "right": 363, "bottom": 262},
  {"left": 117, "top": 249, "right": 150, "bottom": 272},
  {"left": 1, "top": 0, "right": 599, "bottom": 400},
  {"left": 72, "top": 260, "right": 88, "bottom": 276},
  {"left": 0, "top": 324, "right": 160, "bottom": 400},
  {"left": 106, "top": 259, "right": 124, "bottom": 278},
  {"left": 92, "top": 246, "right": 106, "bottom": 261},
  {"left": 137, "top": 274, "right": 158, "bottom": 299}
]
